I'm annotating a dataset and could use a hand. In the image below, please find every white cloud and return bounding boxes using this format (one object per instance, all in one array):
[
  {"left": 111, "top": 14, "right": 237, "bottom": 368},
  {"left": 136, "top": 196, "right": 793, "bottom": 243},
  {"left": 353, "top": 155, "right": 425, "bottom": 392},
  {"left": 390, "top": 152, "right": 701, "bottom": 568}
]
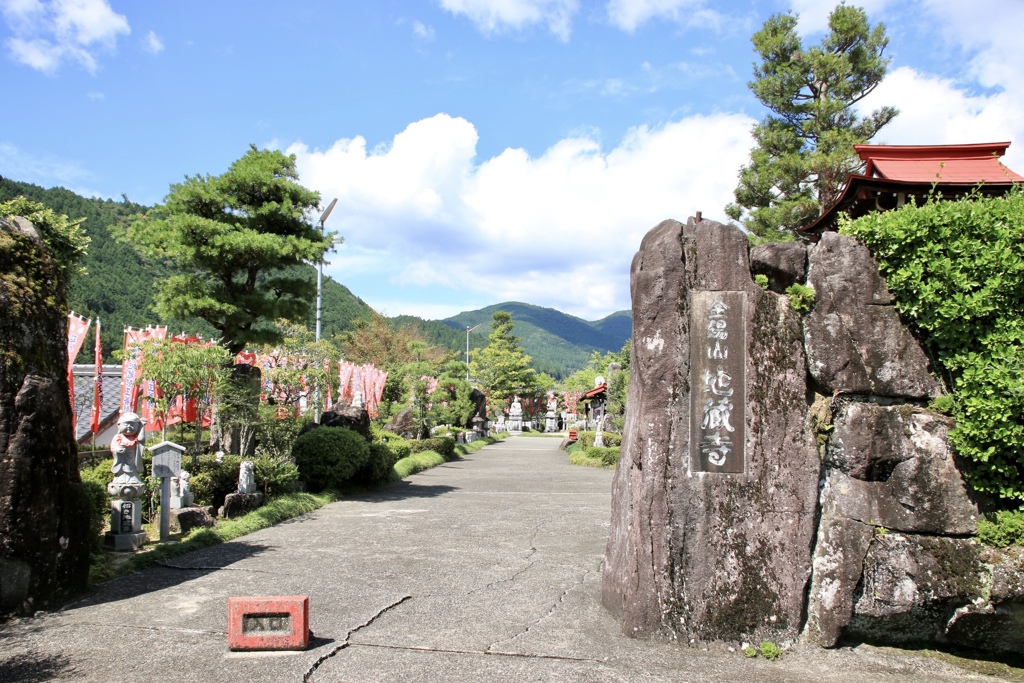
[
  {"left": 606, "top": 0, "right": 723, "bottom": 33},
  {"left": 288, "top": 112, "right": 753, "bottom": 320},
  {"left": 853, "top": 1, "right": 1024, "bottom": 173},
  {"left": 439, "top": 0, "right": 579, "bottom": 41},
  {"left": 144, "top": 29, "right": 163, "bottom": 54},
  {"left": 0, "top": 141, "right": 105, "bottom": 196},
  {"left": 1, "top": 0, "right": 130, "bottom": 73},
  {"left": 412, "top": 20, "right": 435, "bottom": 41}
]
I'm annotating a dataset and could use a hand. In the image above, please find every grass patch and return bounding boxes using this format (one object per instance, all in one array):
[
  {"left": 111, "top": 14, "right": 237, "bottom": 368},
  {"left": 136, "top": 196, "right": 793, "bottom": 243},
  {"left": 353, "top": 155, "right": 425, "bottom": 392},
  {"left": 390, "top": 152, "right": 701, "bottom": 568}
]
[
  {"left": 89, "top": 491, "right": 338, "bottom": 586},
  {"left": 517, "top": 430, "right": 563, "bottom": 438},
  {"left": 568, "top": 445, "right": 620, "bottom": 469},
  {"left": 393, "top": 451, "right": 446, "bottom": 479}
]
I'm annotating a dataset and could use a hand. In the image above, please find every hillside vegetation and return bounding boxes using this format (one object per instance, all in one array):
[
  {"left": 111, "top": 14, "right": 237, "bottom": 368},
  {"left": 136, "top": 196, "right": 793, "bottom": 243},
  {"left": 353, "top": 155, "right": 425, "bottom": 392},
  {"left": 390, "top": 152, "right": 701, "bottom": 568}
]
[
  {"left": 447, "top": 302, "right": 631, "bottom": 378},
  {"left": 1, "top": 178, "right": 631, "bottom": 374}
]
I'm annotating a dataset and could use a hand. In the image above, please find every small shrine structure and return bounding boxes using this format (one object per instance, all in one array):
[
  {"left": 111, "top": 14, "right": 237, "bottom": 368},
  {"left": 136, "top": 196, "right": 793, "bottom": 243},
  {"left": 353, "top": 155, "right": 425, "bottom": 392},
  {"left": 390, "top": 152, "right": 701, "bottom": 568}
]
[{"left": 801, "top": 141, "right": 1024, "bottom": 238}]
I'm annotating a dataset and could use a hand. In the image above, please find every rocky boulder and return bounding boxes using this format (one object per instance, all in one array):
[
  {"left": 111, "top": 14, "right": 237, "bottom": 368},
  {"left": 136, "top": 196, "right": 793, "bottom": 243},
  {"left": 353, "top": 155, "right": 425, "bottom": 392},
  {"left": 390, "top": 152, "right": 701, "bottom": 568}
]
[
  {"left": 169, "top": 506, "right": 217, "bottom": 534},
  {"left": 603, "top": 217, "right": 821, "bottom": 644},
  {"left": 384, "top": 407, "right": 417, "bottom": 440},
  {"left": 803, "top": 232, "right": 941, "bottom": 399},
  {"left": 0, "top": 215, "right": 91, "bottom": 616},
  {"left": 300, "top": 401, "right": 372, "bottom": 442},
  {"left": 749, "top": 241, "right": 807, "bottom": 293}
]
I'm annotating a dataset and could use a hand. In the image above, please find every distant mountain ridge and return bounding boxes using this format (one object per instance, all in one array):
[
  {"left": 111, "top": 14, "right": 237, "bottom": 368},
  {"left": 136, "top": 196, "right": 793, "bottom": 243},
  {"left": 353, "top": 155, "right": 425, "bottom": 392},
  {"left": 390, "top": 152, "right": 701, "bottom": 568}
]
[
  {"left": 444, "top": 302, "right": 632, "bottom": 378},
  {"left": 1, "top": 177, "right": 632, "bottom": 376}
]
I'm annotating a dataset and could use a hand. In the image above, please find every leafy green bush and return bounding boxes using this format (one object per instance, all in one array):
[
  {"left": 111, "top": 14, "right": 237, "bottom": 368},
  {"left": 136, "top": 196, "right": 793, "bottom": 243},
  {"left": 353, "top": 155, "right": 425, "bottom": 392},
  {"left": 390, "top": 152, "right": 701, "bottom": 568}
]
[
  {"left": 754, "top": 274, "right": 769, "bottom": 290},
  {"left": 408, "top": 435, "right": 456, "bottom": 460},
  {"left": 589, "top": 446, "right": 620, "bottom": 467},
  {"left": 577, "top": 431, "right": 621, "bottom": 449},
  {"left": 356, "top": 443, "right": 401, "bottom": 487},
  {"left": 251, "top": 457, "right": 300, "bottom": 497},
  {"left": 759, "top": 641, "right": 781, "bottom": 661},
  {"left": 841, "top": 187, "right": 1024, "bottom": 500},
  {"left": 292, "top": 427, "right": 370, "bottom": 492},
  {"left": 377, "top": 431, "right": 412, "bottom": 460},
  {"left": 190, "top": 454, "right": 243, "bottom": 509},
  {"left": 80, "top": 462, "right": 112, "bottom": 548},
  {"left": 977, "top": 510, "right": 1024, "bottom": 547},
  {"left": 785, "top": 283, "right": 815, "bottom": 313}
]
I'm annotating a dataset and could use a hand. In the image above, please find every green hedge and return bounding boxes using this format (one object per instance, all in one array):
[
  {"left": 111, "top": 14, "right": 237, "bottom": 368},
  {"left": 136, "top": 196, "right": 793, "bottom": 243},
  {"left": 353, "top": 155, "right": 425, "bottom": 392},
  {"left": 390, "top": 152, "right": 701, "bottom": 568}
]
[
  {"left": 841, "top": 187, "right": 1024, "bottom": 501},
  {"left": 408, "top": 435, "right": 456, "bottom": 460},
  {"left": 576, "top": 431, "right": 622, "bottom": 449},
  {"left": 292, "top": 427, "right": 370, "bottom": 492}
]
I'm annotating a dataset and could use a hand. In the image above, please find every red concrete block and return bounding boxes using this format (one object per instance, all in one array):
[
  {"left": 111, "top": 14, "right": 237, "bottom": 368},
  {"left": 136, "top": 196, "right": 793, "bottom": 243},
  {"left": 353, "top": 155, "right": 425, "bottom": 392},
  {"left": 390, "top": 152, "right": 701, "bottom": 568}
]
[{"left": 228, "top": 596, "right": 309, "bottom": 651}]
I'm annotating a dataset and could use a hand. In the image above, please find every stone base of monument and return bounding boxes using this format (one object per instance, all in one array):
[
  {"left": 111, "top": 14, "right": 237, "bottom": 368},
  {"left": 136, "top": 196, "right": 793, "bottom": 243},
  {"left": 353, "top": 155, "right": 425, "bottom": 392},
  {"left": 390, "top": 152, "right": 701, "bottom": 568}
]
[
  {"left": 219, "top": 492, "right": 265, "bottom": 519},
  {"left": 170, "top": 506, "right": 217, "bottom": 534},
  {"left": 104, "top": 531, "right": 148, "bottom": 552},
  {"left": 170, "top": 492, "right": 194, "bottom": 509}
]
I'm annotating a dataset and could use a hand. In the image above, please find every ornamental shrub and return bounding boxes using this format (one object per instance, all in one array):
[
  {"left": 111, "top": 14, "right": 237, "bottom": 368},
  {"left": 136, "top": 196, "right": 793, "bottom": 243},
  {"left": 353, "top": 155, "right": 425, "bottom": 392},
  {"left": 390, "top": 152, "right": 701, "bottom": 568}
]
[
  {"left": 355, "top": 443, "right": 401, "bottom": 487},
  {"left": 80, "top": 462, "right": 112, "bottom": 549},
  {"left": 408, "top": 435, "right": 456, "bottom": 460},
  {"left": 577, "top": 431, "right": 622, "bottom": 449},
  {"left": 840, "top": 187, "right": 1024, "bottom": 501},
  {"left": 190, "top": 454, "right": 243, "bottom": 509},
  {"left": 291, "top": 427, "right": 370, "bottom": 492}
]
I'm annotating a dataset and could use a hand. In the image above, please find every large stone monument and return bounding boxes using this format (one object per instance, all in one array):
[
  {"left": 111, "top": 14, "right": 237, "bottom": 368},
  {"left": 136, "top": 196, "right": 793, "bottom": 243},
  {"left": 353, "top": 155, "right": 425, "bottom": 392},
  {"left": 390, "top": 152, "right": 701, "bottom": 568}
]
[
  {"left": 603, "top": 217, "right": 819, "bottom": 644},
  {"left": 106, "top": 412, "right": 148, "bottom": 551},
  {"left": 0, "top": 214, "right": 92, "bottom": 615},
  {"left": 602, "top": 216, "right": 1024, "bottom": 655}
]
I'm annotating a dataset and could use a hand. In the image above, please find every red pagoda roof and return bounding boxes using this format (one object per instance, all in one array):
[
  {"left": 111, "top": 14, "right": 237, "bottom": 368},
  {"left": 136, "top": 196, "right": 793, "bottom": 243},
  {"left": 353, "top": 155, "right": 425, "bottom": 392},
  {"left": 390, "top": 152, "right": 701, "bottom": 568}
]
[
  {"left": 801, "top": 142, "right": 1023, "bottom": 237},
  {"left": 857, "top": 142, "right": 1024, "bottom": 183}
]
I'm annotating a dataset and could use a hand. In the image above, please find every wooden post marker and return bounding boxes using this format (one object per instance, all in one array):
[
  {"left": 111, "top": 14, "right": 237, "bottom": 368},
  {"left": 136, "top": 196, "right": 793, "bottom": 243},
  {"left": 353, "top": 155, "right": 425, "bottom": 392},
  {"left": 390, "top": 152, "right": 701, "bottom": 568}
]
[
  {"left": 228, "top": 596, "right": 310, "bottom": 651},
  {"left": 149, "top": 441, "right": 186, "bottom": 541}
]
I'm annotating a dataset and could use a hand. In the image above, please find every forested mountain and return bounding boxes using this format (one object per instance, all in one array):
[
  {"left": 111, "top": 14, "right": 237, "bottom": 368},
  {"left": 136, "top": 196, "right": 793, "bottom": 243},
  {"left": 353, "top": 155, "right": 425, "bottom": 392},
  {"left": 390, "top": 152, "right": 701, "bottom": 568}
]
[
  {"left": 0, "top": 177, "right": 373, "bottom": 360},
  {"left": 445, "top": 302, "right": 632, "bottom": 378},
  {"left": 2, "top": 178, "right": 631, "bottom": 375}
]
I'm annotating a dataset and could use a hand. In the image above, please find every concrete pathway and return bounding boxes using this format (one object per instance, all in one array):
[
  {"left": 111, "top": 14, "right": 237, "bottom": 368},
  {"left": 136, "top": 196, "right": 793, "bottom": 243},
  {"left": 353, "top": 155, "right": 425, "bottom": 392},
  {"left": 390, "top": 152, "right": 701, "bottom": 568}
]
[{"left": 1, "top": 436, "right": 1018, "bottom": 682}]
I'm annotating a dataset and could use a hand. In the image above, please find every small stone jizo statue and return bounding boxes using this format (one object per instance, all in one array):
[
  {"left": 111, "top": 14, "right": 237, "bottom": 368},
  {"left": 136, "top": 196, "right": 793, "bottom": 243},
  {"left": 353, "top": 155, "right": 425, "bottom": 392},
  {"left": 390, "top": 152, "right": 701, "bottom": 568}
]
[
  {"left": 109, "top": 411, "right": 145, "bottom": 498},
  {"left": 238, "top": 460, "right": 256, "bottom": 494}
]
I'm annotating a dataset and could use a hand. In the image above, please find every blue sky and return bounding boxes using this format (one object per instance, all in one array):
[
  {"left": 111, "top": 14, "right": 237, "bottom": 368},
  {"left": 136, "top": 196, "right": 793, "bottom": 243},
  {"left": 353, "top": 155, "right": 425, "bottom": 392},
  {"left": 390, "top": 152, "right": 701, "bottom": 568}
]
[{"left": 3, "top": 1, "right": 1022, "bottom": 322}]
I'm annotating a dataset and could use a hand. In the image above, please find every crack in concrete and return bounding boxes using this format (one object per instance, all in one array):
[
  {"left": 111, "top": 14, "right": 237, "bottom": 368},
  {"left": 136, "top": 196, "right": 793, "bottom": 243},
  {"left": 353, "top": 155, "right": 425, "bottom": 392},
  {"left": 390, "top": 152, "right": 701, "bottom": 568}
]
[
  {"left": 486, "top": 565, "right": 598, "bottom": 654},
  {"left": 467, "top": 519, "right": 545, "bottom": 595},
  {"left": 350, "top": 641, "right": 605, "bottom": 664},
  {"left": 302, "top": 594, "right": 411, "bottom": 683}
]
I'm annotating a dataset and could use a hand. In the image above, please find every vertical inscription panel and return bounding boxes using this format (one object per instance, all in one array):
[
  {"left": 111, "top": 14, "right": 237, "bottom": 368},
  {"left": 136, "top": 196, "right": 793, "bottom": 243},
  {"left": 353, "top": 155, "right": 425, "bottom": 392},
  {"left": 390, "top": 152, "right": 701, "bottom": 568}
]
[{"left": 690, "top": 291, "right": 746, "bottom": 473}]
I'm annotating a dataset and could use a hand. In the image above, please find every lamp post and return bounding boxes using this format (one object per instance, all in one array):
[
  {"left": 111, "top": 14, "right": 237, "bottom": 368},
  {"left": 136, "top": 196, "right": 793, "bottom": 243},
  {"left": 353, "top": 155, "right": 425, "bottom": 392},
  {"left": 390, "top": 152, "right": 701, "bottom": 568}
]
[
  {"left": 315, "top": 198, "right": 338, "bottom": 343},
  {"left": 314, "top": 198, "right": 337, "bottom": 424},
  {"left": 466, "top": 323, "right": 481, "bottom": 381}
]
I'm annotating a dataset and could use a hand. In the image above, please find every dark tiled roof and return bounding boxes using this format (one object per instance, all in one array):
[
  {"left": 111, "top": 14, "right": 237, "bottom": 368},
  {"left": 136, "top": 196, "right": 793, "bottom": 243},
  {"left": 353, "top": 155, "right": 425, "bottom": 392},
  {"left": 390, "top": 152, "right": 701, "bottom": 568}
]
[{"left": 71, "top": 364, "right": 122, "bottom": 442}]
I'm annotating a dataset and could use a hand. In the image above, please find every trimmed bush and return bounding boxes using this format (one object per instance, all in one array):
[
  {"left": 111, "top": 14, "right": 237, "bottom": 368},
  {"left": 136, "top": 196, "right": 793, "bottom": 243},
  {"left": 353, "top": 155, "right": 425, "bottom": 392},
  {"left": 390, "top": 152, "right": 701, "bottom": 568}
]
[
  {"left": 409, "top": 435, "right": 456, "bottom": 460},
  {"left": 292, "top": 426, "right": 370, "bottom": 492},
  {"left": 80, "top": 462, "right": 112, "bottom": 548},
  {"left": 378, "top": 431, "right": 412, "bottom": 461},
  {"left": 356, "top": 443, "right": 402, "bottom": 487},
  {"left": 577, "top": 431, "right": 621, "bottom": 449},
  {"left": 190, "top": 454, "right": 243, "bottom": 509},
  {"left": 589, "top": 446, "right": 620, "bottom": 467}
]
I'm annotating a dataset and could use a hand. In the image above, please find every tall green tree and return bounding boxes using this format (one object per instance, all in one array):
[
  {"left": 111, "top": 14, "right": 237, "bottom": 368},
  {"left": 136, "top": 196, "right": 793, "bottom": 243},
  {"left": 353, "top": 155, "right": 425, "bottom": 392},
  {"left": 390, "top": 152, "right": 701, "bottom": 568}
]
[
  {"left": 116, "top": 146, "right": 330, "bottom": 354},
  {"left": 726, "top": 4, "right": 897, "bottom": 240},
  {"left": 471, "top": 311, "right": 537, "bottom": 406}
]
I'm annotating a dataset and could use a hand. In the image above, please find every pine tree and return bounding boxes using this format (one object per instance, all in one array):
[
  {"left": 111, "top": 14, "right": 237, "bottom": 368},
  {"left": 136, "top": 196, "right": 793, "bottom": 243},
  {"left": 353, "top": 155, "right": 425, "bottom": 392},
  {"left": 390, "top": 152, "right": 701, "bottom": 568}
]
[
  {"left": 471, "top": 311, "right": 537, "bottom": 405},
  {"left": 117, "top": 146, "right": 330, "bottom": 354},
  {"left": 726, "top": 4, "right": 897, "bottom": 241}
]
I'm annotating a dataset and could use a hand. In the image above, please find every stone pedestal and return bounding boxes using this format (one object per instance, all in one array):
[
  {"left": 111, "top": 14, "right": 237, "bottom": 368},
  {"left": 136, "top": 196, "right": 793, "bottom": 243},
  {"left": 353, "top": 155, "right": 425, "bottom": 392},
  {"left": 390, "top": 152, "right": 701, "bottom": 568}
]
[
  {"left": 170, "top": 492, "right": 194, "bottom": 509},
  {"left": 104, "top": 498, "right": 148, "bottom": 551}
]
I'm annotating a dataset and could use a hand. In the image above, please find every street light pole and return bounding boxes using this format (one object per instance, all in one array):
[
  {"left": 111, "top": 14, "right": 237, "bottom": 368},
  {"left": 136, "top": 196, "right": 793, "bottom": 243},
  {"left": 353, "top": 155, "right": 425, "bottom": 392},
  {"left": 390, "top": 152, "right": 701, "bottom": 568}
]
[
  {"left": 315, "top": 198, "right": 338, "bottom": 343},
  {"left": 466, "top": 323, "right": 481, "bottom": 381}
]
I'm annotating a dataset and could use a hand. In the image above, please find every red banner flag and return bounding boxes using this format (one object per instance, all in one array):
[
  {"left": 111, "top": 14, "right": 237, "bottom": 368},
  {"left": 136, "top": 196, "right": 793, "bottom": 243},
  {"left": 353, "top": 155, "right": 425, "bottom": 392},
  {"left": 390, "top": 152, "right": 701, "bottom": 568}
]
[
  {"left": 89, "top": 318, "right": 103, "bottom": 435},
  {"left": 119, "top": 326, "right": 167, "bottom": 425},
  {"left": 66, "top": 312, "right": 90, "bottom": 420}
]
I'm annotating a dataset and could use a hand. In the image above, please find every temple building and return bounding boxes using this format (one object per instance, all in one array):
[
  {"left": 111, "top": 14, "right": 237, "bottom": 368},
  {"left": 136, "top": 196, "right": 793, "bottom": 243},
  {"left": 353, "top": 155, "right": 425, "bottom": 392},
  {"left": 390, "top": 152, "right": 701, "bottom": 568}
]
[{"left": 801, "top": 141, "right": 1024, "bottom": 239}]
